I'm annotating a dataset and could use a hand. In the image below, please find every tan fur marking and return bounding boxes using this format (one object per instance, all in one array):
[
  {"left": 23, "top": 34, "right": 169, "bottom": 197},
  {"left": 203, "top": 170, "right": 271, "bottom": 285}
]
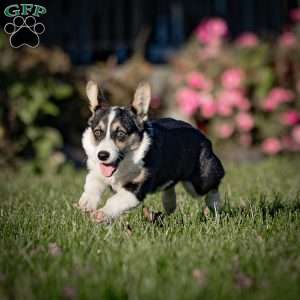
[
  {"left": 111, "top": 121, "right": 126, "bottom": 133},
  {"left": 94, "top": 121, "right": 106, "bottom": 132},
  {"left": 110, "top": 119, "right": 141, "bottom": 152},
  {"left": 132, "top": 169, "right": 149, "bottom": 184}
]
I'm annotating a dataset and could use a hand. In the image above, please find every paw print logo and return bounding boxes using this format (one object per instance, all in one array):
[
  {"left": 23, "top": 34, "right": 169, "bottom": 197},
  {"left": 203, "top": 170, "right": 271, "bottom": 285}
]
[{"left": 4, "top": 16, "right": 45, "bottom": 48}]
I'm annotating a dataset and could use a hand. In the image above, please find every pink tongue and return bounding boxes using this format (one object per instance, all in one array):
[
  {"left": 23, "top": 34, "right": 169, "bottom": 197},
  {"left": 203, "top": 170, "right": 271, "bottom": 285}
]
[{"left": 100, "top": 163, "right": 116, "bottom": 177}]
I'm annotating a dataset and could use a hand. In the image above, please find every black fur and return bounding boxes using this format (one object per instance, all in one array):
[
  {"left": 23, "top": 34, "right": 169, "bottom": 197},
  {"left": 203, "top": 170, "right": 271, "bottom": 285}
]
[
  {"left": 88, "top": 108, "right": 110, "bottom": 129},
  {"left": 125, "top": 118, "right": 225, "bottom": 201}
]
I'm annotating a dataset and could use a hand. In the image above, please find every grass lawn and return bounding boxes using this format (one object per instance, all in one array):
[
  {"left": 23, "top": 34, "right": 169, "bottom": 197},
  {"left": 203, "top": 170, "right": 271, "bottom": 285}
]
[{"left": 1, "top": 156, "right": 300, "bottom": 300}]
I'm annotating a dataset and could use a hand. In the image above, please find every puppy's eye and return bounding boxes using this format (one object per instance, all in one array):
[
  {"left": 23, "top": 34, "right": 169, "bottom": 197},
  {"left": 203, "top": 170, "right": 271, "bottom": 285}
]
[
  {"left": 116, "top": 131, "right": 127, "bottom": 140},
  {"left": 94, "top": 129, "right": 104, "bottom": 137}
]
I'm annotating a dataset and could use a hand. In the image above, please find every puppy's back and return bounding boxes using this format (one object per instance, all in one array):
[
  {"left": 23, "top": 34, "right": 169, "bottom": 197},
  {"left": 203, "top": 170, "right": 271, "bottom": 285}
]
[{"left": 145, "top": 118, "right": 213, "bottom": 181}]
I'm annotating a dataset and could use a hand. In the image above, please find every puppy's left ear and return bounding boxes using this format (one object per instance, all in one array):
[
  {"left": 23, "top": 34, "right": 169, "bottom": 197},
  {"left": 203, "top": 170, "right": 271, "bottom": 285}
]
[{"left": 132, "top": 82, "right": 151, "bottom": 121}]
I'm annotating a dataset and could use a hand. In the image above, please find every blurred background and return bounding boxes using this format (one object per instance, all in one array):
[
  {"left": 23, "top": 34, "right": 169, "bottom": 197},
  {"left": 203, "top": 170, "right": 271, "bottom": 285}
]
[{"left": 1, "top": 0, "right": 300, "bottom": 172}]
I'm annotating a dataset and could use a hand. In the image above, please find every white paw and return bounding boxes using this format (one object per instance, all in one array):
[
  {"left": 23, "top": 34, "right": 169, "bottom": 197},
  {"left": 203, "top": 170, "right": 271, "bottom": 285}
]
[
  {"left": 90, "top": 209, "right": 110, "bottom": 224},
  {"left": 78, "top": 194, "right": 98, "bottom": 212}
]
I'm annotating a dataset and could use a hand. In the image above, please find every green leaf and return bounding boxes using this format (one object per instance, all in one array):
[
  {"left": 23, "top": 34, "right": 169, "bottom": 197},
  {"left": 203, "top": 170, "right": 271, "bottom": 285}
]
[
  {"left": 8, "top": 83, "right": 24, "bottom": 98},
  {"left": 52, "top": 83, "right": 73, "bottom": 99},
  {"left": 42, "top": 102, "right": 59, "bottom": 116}
]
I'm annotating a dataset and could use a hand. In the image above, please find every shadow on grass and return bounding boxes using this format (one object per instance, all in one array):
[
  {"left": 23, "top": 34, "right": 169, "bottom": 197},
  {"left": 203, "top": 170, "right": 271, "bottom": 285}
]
[
  {"left": 139, "top": 192, "right": 300, "bottom": 228},
  {"left": 219, "top": 192, "right": 300, "bottom": 221}
]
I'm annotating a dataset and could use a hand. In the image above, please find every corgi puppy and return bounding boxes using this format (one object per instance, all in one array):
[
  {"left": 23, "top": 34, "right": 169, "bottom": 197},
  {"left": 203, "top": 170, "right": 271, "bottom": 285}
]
[{"left": 78, "top": 81, "right": 225, "bottom": 223}]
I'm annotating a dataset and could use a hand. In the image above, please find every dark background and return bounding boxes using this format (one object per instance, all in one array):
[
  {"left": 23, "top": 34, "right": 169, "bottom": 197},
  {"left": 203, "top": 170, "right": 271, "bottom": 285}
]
[{"left": 0, "top": 0, "right": 299, "bottom": 63}]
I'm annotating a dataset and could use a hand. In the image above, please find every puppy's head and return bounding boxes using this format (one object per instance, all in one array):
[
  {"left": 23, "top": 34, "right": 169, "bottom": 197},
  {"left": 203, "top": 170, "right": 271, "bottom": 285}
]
[{"left": 83, "top": 81, "right": 151, "bottom": 177}]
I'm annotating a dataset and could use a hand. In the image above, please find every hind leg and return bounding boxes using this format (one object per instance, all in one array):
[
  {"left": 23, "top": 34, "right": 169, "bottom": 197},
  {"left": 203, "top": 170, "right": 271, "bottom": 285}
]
[
  {"left": 183, "top": 181, "right": 222, "bottom": 218},
  {"left": 182, "top": 181, "right": 198, "bottom": 198},
  {"left": 186, "top": 140, "right": 225, "bottom": 217},
  {"left": 205, "top": 189, "right": 222, "bottom": 217},
  {"left": 162, "top": 186, "right": 176, "bottom": 215}
]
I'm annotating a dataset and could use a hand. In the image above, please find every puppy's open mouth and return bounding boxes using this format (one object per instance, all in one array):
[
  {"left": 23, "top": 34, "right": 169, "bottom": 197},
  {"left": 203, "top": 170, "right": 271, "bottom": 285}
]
[
  {"left": 99, "top": 153, "right": 124, "bottom": 177},
  {"left": 100, "top": 162, "right": 119, "bottom": 177}
]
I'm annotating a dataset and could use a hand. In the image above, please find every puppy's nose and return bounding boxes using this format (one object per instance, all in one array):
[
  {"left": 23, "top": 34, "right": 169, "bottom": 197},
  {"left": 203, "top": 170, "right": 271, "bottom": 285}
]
[{"left": 98, "top": 151, "right": 110, "bottom": 161}]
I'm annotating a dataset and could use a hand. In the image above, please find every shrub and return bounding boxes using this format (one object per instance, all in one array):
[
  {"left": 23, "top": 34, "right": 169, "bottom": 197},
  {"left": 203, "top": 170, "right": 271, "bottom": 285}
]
[
  {"left": 0, "top": 32, "right": 75, "bottom": 172},
  {"left": 169, "top": 12, "right": 300, "bottom": 155}
]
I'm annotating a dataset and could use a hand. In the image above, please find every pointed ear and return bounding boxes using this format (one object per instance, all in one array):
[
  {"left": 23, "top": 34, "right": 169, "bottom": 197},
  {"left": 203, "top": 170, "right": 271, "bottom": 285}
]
[
  {"left": 86, "top": 80, "right": 99, "bottom": 112},
  {"left": 132, "top": 82, "right": 151, "bottom": 121}
]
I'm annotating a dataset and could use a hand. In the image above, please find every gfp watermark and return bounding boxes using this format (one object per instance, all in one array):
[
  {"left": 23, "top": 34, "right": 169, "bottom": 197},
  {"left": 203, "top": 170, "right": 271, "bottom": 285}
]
[{"left": 3, "top": 4, "right": 47, "bottom": 48}]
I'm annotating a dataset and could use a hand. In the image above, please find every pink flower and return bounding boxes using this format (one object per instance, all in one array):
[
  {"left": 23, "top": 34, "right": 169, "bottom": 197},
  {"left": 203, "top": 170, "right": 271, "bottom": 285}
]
[
  {"left": 236, "top": 97, "right": 251, "bottom": 111},
  {"left": 215, "top": 123, "right": 234, "bottom": 139},
  {"left": 269, "top": 87, "right": 294, "bottom": 102},
  {"left": 198, "top": 93, "right": 216, "bottom": 118},
  {"left": 239, "top": 133, "right": 252, "bottom": 146},
  {"left": 290, "top": 8, "right": 300, "bottom": 22},
  {"left": 261, "top": 138, "right": 282, "bottom": 155},
  {"left": 236, "top": 33, "right": 259, "bottom": 48},
  {"left": 195, "top": 18, "right": 228, "bottom": 45},
  {"left": 176, "top": 88, "right": 201, "bottom": 116},
  {"left": 218, "top": 89, "right": 250, "bottom": 111},
  {"left": 280, "top": 110, "right": 300, "bottom": 126},
  {"left": 263, "top": 98, "right": 278, "bottom": 111},
  {"left": 217, "top": 101, "right": 233, "bottom": 117},
  {"left": 263, "top": 87, "right": 295, "bottom": 111},
  {"left": 292, "top": 126, "right": 300, "bottom": 144},
  {"left": 218, "top": 90, "right": 238, "bottom": 106},
  {"left": 279, "top": 32, "right": 297, "bottom": 48},
  {"left": 217, "top": 89, "right": 251, "bottom": 117},
  {"left": 221, "top": 68, "right": 245, "bottom": 90},
  {"left": 235, "top": 112, "right": 254, "bottom": 132},
  {"left": 186, "top": 71, "right": 212, "bottom": 91}
]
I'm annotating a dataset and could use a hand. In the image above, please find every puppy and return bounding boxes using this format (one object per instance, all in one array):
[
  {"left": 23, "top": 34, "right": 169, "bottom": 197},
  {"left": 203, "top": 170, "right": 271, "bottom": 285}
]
[{"left": 78, "top": 81, "right": 225, "bottom": 223}]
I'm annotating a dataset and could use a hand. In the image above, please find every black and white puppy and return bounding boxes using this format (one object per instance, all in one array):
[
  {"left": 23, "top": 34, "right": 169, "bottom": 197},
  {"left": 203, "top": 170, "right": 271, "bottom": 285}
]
[{"left": 78, "top": 81, "right": 225, "bottom": 223}]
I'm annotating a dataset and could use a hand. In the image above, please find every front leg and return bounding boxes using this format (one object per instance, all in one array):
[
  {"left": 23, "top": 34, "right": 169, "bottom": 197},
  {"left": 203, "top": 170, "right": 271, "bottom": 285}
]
[
  {"left": 92, "top": 188, "right": 141, "bottom": 223},
  {"left": 162, "top": 186, "right": 176, "bottom": 215},
  {"left": 78, "top": 171, "right": 107, "bottom": 211}
]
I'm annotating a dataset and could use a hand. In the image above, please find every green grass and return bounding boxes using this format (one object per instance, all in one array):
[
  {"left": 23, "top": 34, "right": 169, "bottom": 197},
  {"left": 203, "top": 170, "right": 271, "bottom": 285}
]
[{"left": 1, "top": 157, "right": 300, "bottom": 300}]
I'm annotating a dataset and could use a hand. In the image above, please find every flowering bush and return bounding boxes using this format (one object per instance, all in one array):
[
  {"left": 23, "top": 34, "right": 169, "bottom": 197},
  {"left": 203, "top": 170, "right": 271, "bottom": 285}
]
[{"left": 170, "top": 10, "right": 300, "bottom": 155}]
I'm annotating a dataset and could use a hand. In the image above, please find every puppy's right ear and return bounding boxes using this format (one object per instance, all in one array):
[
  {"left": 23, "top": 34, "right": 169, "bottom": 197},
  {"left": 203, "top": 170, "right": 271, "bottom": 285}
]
[{"left": 86, "top": 80, "right": 100, "bottom": 112}]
